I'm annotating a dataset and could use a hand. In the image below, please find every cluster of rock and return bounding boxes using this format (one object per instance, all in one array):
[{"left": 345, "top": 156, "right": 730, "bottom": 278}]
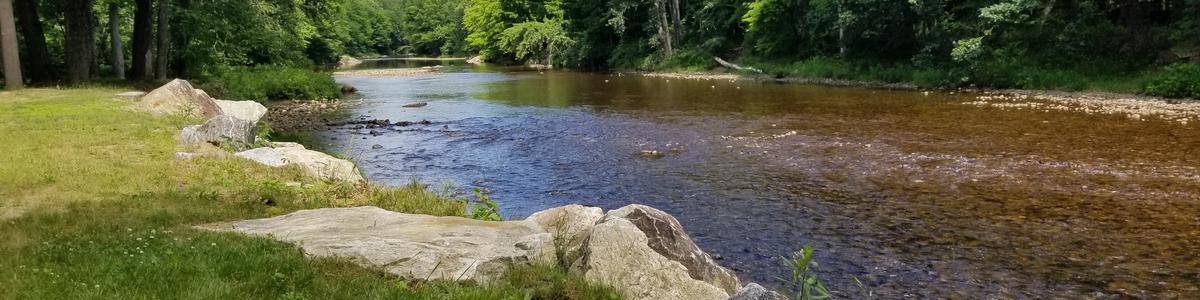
[
  {"left": 125, "top": 79, "right": 364, "bottom": 183},
  {"left": 202, "top": 204, "right": 784, "bottom": 300}
]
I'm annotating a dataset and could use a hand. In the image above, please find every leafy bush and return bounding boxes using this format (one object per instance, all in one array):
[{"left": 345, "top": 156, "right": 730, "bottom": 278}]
[
  {"left": 659, "top": 49, "right": 716, "bottom": 71},
  {"left": 1142, "top": 63, "right": 1200, "bottom": 98},
  {"left": 205, "top": 66, "right": 341, "bottom": 102}
]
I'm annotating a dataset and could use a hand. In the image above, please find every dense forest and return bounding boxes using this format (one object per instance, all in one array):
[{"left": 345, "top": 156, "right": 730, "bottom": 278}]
[{"left": 0, "top": 0, "right": 1198, "bottom": 97}]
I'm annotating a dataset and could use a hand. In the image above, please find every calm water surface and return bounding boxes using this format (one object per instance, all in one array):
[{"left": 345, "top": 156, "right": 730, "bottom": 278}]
[{"left": 322, "top": 66, "right": 1200, "bottom": 298}]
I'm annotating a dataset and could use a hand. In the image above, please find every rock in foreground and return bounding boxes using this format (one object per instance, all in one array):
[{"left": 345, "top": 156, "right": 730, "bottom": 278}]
[
  {"left": 235, "top": 145, "right": 365, "bottom": 183},
  {"left": 200, "top": 206, "right": 555, "bottom": 283},
  {"left": 138, "top": 79, "right": 223, "bottom": 118},
  {"left": 570, "top": 204, "right": 740, "bottom": 300},
  {"left": 215, "top": 100, "right": 268, "bottom": 123},
  {"left": 179, "top": 115, "right": 257, "bottom": 149},
  {"left": 204, "top": 203, "right": 744, "bottom": 300}
]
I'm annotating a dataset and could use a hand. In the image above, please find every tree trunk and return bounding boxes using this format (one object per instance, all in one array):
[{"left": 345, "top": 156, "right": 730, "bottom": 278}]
[
  {"left": 670, "top": 0, "right": 682, "bottom": 41},
  {"left": 154, "top": 0, "right": 168, "bottom": 80},
  {"left": 131, "top": 0, "right": 152, "bottom": 79},
  {"left": 109, "top": 2, "right": 124, "bottom": 79},
  {"left": 12, "top": 0, "right": 49, "bottom": 82},
  {"left": 63, "top": 0, "right": 96, "bottom": 84},
  {"left": 657, "top": 0, "right": 673, "bottom": 57},
  {"left": 0, "top": 0, "right": 22, "bottom": 89}
]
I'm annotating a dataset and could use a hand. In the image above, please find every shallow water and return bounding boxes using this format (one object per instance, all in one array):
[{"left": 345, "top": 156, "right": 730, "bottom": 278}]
[{"left": 322, "top": 67, "right": 1200, "bottom": 298}]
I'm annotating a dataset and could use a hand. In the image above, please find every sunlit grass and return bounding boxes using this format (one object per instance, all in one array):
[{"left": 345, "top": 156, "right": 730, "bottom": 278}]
[{"left": 0, "top": 88, "right": 620, "bottom": 299}]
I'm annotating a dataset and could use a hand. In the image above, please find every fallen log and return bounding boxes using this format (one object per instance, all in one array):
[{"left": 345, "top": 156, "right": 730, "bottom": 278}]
[{"left": 713, "top": 57, "right": 763, "bottom": 74}]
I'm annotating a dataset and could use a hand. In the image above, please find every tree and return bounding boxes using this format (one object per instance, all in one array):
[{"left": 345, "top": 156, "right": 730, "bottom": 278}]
[
  {"left": 62, "top": 0, "right": 97, "bottom": 84},
  {"left": 498, "top": 18, "right": 573, "bottom": 66},
  {"left": 13, "top": 0, "right": 49, "bottom": 82},
  {"left": 131, "top": 0, "right": 152, "bottom": 79},
  {"left": 109, "top": 1, "right": 124, "bottom": 79},
  {"left": 0, "top": 0, "right": 22, "bottom": 89},
  {"left": 154, "top": 0, "right": 168, "bottom": 79}
]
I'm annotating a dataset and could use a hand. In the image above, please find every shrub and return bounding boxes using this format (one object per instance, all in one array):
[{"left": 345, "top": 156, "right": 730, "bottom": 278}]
[
  {"left": 1142, "top": 63, "right": 1200, "bottom": 98},
  {"left": 206, "top": 66, "right": 341, "bottom": 102}
]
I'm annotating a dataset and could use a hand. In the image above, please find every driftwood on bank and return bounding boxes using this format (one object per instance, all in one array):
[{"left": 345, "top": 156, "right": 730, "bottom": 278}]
[{"left": 713, "top": 57, "right": 762, "bottom": 74}]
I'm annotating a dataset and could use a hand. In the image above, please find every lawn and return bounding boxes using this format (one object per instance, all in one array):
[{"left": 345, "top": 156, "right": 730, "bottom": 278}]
[{"left": 0, "top": 88, "right": 619, "bottom": 299}]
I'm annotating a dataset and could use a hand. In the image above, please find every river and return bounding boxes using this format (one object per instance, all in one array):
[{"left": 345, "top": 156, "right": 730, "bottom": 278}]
[{"left": 319, "top": 59, "right": 1200, "bottom": 298}]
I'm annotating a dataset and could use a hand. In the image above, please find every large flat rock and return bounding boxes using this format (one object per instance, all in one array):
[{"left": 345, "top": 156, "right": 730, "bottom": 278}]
[{"left": 201, "top": 207, "right": 555, "bottom": 283}]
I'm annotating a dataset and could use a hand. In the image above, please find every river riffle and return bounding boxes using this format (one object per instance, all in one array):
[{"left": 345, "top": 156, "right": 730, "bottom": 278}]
[{"left": 318, "top": 63, "right": 1200, "bottom": 298}]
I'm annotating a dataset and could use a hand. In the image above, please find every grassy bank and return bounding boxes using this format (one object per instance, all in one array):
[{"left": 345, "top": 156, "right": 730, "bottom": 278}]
[
  {"left": 656, "top": 54, "right": 1200, "bottom": 98},
  {"left": 0, "top": 88, "right": 619, "bottom": 299}
]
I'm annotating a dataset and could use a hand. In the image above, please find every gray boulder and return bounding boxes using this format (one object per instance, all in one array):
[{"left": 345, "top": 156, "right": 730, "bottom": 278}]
[
  {"left": 234, "top": 147, "right": 288, "bottom": 167},
  {"left": 138, "top": 79, "right": 223, "bottom": 118},
  {"left": 605, "top": 204, "right": 741, "bottom": 295},
  {"left": 234, "top": 146, "right": 365, "bottom": 183},
  {"left": 527, "top": 205, "right": 604, "bottom": 264},
  {"left": 215, "top": 100, "right": 268, "bottom": 123},
  {"left": 730, "top": 283, "right": 787, "bottom": 300},
  {"left": 179, "top": 115, "right": 257, "bottom": 149},
  {"left": 200, "top": 206, "right": 555, "bottom": 283},
  {"left": 574, "top": 217, "right": 731, "bottom": 300}
]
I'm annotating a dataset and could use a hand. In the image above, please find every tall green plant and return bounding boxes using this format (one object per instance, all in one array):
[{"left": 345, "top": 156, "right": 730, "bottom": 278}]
[{"left": 779, "top": 245, "right": 831, "bottom": 300}]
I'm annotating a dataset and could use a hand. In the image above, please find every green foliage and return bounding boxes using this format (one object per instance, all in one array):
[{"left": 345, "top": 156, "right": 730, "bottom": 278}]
[
  {"left": 463, "top": 0, "right": 508, "bottom": 59},
  {"left": 498, "top": 19, "right": 574, "bottom": 65},
  {"left": 205, "top": 66, "right": 340, "bottom": 102},
  {"left": 463, "top": 188, "right": 503, "bottom": 221},
  {"left": 779, "top": 245, "right": 831, "bottom": 300},
  {"left": 1142, "top": 63, "right": 1200, "bottom": 98}
]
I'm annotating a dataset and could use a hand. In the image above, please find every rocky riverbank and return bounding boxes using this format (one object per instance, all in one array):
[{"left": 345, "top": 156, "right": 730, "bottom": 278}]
[{"left": 120, "top": 79, "right": 778, "bottom": 300}]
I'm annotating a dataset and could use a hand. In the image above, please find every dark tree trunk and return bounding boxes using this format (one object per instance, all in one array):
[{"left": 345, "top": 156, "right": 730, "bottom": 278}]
[
  {"left": 62, "top": 0, "right": 96, "bottom": 84},
  {"left": 154, "top": 0, "right": 167, "bottom": 80},
  {"left": 1117, "top": 0, "right": 1152, "bottom": 57},
  {"left": 131, "top": 0, "right": 152, "bottom": 79},
  {"left": 12, "top": 0, "right": 49, "bottom": 82},
  {"left": 109, "top": 2, "right": 123, "bottom": 79},
  {"left": 1, "top": 0, "right": 22, "bottom": 89}
]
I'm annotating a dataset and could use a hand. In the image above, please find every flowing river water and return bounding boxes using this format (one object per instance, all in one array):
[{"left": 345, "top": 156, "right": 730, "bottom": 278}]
[{"left": 318, "top": 60, "right": 1200, "bottom": 298}]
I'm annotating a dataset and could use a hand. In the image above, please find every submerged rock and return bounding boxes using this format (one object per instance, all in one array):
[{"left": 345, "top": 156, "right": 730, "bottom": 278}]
[
  {"left": 179, "top": 115, "right": 257, "bottom": 149},
  {"left": 138, "top": 79, "right": 223, "bottom": 118},
  {"left": 215, "top": 100, "right": 268, "bottom": 123},
  {"left": 200, "top": 206, "right": 555, "bottom": 283},
  {"left": 402, "top": 102, "right": 428, "bottom": 108}
]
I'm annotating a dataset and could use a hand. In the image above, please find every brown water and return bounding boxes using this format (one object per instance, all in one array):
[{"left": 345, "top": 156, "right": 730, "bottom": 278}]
[{"left": 323, "top": 67, "right": 1200, "bottom": 298}]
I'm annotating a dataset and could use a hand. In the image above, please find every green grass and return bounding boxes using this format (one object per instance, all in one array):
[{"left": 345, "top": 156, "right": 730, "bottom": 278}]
[{"left": 0, "top": 88, "right": 621, "bottom": 299}]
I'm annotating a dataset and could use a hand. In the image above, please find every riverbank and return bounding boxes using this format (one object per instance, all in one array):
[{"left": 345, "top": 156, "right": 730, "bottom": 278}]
[
  {"left": 640, "top": 70, "right": 1199, "bottom": 124},
  {"left": 0, "top": 87, "right": 619, "bottom": 299},
  {"left": 641, "top": 56, "right": 1200, "bottom": 100}
]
